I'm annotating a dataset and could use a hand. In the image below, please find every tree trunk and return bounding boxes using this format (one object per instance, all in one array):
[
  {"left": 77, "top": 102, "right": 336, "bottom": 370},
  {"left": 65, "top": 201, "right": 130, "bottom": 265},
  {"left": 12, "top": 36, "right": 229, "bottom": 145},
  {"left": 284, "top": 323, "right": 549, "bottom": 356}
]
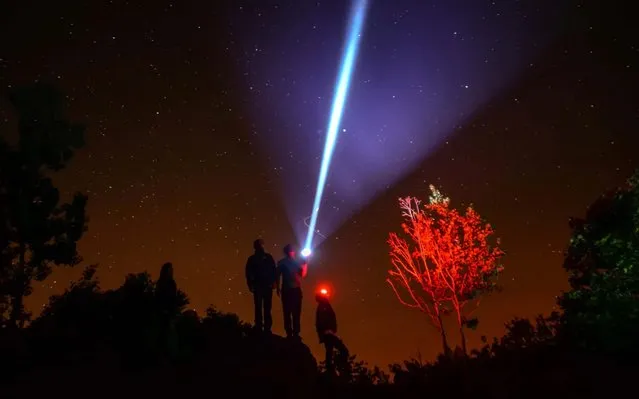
[
  {"left": 437, "top": 312, "right": 452, "bottom": 356},
  {"left": 455, "top": 308, "right": 467, "bottom": 356},
  {"left": 459, "top": 324, "right": 467, "bottom": 355}
]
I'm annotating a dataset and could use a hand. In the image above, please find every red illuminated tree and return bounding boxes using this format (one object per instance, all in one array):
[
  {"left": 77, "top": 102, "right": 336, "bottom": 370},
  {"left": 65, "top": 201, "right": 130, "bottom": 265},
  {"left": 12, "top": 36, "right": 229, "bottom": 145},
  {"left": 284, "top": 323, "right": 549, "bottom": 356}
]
[
  {"left": 387, "top": 185, "right": 504, "bottom": 355},
  {"left": 387, "top": 194, "right": 452, "bottom": 355}
]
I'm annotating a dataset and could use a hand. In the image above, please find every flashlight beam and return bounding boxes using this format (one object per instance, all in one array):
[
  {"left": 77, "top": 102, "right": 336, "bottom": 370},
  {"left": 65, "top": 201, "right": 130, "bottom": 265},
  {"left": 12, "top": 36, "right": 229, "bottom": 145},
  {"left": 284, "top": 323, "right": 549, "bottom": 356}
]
[{"left": 303, "top": 0, "right": 369, "bottom": 252}]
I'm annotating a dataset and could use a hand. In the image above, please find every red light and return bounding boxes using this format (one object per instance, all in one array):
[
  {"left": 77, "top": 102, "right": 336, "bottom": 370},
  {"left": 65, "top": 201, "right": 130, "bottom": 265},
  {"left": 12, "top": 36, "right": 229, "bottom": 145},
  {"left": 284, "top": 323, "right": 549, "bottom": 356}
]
[{"left": 316, "top": 283, "right": 333, "bottom": 298}]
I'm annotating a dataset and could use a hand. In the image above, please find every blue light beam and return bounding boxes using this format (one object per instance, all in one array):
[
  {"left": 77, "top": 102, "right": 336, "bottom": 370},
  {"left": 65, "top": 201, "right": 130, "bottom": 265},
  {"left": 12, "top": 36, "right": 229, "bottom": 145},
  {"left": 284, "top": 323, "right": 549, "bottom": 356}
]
[{"left": 303, "top": 0, "right": 369, "bottom": 255}]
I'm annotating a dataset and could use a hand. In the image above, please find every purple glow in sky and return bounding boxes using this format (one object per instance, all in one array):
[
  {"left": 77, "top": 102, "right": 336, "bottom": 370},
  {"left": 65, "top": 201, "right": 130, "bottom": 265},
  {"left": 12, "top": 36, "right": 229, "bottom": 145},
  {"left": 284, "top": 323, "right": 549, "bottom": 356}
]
[{"left": 233, "top": 0, "right": 565, "bottom": 245}]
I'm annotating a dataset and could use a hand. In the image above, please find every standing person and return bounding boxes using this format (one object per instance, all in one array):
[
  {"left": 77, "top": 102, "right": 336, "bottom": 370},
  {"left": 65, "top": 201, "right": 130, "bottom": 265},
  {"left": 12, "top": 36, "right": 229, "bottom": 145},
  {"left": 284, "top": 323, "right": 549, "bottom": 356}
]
[
  {"left": 155, "top": 262, "right": 179, "bottom": 357},
  {"left": 315, "top": 287, "right": 349, "bottom": 375},
  {"left": 276, "top": 244, "right": 308, "bottom": 339},
  {"left": 156, "top": 262, "right": 178, "bottom": 315},
  {"left": 245, "top": 239, "right": 277, "bottom": 333}
]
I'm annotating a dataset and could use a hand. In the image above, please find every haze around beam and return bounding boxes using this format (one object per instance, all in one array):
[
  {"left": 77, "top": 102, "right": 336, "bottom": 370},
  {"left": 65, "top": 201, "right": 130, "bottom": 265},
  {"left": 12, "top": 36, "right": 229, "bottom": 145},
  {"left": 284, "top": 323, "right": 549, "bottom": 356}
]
[{"left": 238, "top": 1, "right": 563, "bottom": 250}]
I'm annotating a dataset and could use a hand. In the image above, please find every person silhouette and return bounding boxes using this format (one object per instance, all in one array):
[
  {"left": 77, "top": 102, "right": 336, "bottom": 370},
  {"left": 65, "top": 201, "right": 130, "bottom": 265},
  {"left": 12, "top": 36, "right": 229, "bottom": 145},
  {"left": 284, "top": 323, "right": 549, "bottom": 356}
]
[
  {"left": 315, "top": 287, "right": 349, "bottom": 375},
  {"left": 245, "top": 239, "right": 277, "bottom": 333},
  {"left": 276, "top": 244, "right": 308, "bottom": 339},
  {"left": 155, "top": 262, "right": 179, "bottom": 355},
  {"left": 156, "top": 262, "right": 178, "bottom": 312}
]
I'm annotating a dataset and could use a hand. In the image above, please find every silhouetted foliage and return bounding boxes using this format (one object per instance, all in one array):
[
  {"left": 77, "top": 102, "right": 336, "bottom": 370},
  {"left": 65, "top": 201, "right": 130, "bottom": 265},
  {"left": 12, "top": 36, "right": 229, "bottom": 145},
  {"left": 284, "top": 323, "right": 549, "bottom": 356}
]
[
  {"left": 315, "top": 355, "right": 393, "bottom": 399},
  {"left": 318, "top": 353, "right": 390, "bottom": 385},
  {"left": 4, "top": 262, "right": 320, "bottom": 398},
  {"left": 559, "top": 170, "right": 639, "bottom": 357},
  {"left": 0, "top": 83, "right": 88, "bottom": 327},
  {"left": 470, "top": 312, "right": 561, "bottom": 363}
]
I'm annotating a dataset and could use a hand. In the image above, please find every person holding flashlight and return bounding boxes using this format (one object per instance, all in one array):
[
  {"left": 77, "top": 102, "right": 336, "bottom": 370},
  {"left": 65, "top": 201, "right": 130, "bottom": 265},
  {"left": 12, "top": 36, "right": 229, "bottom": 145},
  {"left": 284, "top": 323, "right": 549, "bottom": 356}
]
[{"left": 276, "top": 244, "right": 308, "bottom": 339}]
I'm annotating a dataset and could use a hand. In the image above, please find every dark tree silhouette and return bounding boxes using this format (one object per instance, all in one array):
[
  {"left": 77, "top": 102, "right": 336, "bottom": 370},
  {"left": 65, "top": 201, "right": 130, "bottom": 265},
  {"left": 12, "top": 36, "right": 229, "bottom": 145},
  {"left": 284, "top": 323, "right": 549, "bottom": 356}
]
[
  {"left": 471, "top": 312, "right": 561, "bottom": 361},
  {"left": 0, "top": 83, "right": 88, "bottom": 327},
  {"left": 27, "top": 263, "right": 190, "bottom": 367},
  {"left": 559, "top": 170, "right": 639, "bottom": 356}
]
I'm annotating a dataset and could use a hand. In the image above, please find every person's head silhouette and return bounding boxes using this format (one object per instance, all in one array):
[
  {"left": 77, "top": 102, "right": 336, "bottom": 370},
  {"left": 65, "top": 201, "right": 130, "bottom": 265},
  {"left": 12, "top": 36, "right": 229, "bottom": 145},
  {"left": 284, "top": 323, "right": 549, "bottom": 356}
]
[
  {"left": 160, "top": 262, "right": 173, "bottom": 280},
  {"left": 253, "top": 238, "right": 265, "bottom": 252},
  {"left": 315, "top": 287, "right": 330, "bottom": 303},
  {"left": 283, "top": 244, "right": 295, "bottom": 258}
]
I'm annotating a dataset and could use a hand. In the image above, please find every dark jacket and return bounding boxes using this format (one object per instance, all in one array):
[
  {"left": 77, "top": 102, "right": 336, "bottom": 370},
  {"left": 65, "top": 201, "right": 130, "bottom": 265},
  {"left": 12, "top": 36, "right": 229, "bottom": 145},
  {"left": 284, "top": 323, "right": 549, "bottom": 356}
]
[
  {"left": 245, "top": 250, "right": 277, "bottom": 291},
  {"left": 316, "top": 300, "right": 337, "bottom": 336}
]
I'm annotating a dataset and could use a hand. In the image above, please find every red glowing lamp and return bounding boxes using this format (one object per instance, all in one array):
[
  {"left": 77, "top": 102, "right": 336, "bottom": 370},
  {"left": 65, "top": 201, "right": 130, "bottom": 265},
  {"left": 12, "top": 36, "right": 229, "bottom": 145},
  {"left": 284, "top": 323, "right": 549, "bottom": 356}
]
[{"left": 316, "top": 283, "right": 334, "bottom": 300}]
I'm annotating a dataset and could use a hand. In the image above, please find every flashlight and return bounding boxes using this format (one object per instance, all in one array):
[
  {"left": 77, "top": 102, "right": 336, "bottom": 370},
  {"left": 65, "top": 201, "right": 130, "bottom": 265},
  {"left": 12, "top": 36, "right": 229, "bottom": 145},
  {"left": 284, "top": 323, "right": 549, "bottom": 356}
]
[{"left": 301, "top": 247, "right": 312, "bottom": 257}]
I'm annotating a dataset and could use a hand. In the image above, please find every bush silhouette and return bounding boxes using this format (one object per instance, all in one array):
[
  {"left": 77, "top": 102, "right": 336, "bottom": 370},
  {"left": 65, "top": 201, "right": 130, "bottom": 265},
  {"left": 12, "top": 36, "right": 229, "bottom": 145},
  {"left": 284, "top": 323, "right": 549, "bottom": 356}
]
[{"left": 4, "top": 263, "right": 319, "bottom": 399}]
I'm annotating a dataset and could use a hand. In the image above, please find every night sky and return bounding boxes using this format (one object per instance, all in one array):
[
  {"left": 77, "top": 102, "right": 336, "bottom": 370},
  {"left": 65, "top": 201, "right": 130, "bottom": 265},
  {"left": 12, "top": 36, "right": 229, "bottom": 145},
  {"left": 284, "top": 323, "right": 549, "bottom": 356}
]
[{"left": 1, "top": 0, "right": 637, "bottom": 368}]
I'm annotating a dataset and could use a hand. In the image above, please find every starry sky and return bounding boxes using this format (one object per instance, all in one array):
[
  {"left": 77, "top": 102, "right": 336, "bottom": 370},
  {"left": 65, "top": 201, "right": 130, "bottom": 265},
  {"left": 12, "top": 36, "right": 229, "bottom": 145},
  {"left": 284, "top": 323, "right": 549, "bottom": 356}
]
[{"left": 1, "top": 0, "right": 637, "bottom": 368}]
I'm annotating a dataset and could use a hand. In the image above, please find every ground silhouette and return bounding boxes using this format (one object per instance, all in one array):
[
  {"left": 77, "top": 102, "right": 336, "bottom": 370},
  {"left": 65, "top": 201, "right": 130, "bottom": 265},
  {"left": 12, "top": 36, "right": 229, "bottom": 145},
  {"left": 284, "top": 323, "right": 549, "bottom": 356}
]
[{"left": 2, "top": 265, "right": 319, "bottom": 398}]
